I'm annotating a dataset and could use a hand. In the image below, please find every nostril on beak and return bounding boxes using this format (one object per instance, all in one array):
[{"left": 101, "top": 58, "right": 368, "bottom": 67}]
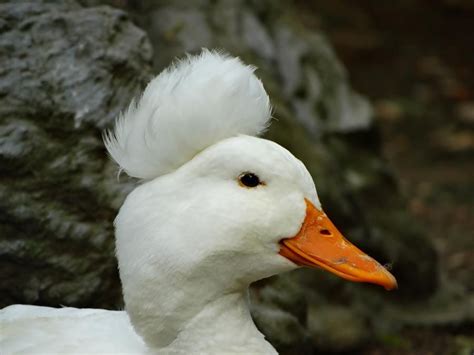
[{"left": 320, "top": 229, "right": 331, "bottom": 236}]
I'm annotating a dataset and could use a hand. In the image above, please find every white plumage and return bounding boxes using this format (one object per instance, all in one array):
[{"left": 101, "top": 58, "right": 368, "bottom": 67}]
[
  {"left": 104, "top": 49, "right": 271, "bottom": 179},
  {"left": 1, "top": 305, "right": 145, "bottom": 354}
]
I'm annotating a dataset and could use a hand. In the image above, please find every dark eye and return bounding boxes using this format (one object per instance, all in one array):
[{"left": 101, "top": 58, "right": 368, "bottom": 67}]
[{"left": 238, "top": 172, "right": 261, "bottom": 188}]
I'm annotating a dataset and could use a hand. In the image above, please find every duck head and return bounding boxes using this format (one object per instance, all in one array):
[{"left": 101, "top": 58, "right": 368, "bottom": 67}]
[
  {"left": 116, "top": 134, "right": 396, "bottom": 293},
  {"left": 105, "top": 49, "right": 396, "bottom": 348}
]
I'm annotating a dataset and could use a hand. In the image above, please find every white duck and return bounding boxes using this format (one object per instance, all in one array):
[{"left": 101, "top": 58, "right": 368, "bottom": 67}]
[{"left": 0, "top": 50, "right": 396, "bottom": 354}]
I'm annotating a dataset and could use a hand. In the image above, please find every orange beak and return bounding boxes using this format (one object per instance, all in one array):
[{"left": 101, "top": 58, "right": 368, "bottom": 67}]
[{"left": 280, "top": 199, "right": 397, "bottom": 290}]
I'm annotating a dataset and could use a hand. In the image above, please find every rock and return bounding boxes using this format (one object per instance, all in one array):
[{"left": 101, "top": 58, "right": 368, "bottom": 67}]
[
  {"left": 148, "top": 5, "right": 213, "bottom": 70},
  {"left": 457, "top": 101, "right": 474, "bottom": 124},
  {"left": 307, "top": 304, "right": 368, "bottom": 351},
  {"left": 250, "top": 301, "right": 311, "bottom": 353},
  {"left": 0, "top": 0, "right": 152, "bottom": 308},
  {"left": 241, "top": 10, "right": 275, "bottom": 61}
]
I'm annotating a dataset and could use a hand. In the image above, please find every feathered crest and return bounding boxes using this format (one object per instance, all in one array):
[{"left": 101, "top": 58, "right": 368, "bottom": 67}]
[{"left": 104, "top": 49, "right": 272, "bottom": 180}]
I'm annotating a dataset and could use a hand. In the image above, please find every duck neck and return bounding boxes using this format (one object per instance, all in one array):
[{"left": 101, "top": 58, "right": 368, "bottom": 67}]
[
  {"left": 124, "top": 277, "right": 275, "bottom": 353},
  {"left": 126, "top": 283, "right": 275, "bottom": 354},
  {"left": 161, "top": 291, "right": 275, "bottom": 353}
]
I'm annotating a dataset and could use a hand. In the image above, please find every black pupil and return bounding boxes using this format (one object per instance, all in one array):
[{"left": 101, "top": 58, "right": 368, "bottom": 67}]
[{"left": 240, "top": 173, "right": 260, "bottom": 187}]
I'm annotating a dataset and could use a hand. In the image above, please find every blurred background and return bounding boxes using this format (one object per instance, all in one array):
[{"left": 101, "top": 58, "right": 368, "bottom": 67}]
[{"left": 0, "top": 0, "right": 473, "bottom": 354}]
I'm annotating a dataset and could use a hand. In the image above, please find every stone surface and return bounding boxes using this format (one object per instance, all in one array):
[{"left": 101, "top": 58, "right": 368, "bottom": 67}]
[
  {"left": 0, "top": 0, "right": 152, "bottom": 308},
  {"left": 1, "top": 0, "right": 441, "bottom": 353}
]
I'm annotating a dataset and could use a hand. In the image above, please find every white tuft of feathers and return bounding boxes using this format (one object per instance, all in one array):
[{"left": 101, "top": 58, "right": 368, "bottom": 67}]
[{"left": 104, "top": 49, "right": 272, "bottom": 180}]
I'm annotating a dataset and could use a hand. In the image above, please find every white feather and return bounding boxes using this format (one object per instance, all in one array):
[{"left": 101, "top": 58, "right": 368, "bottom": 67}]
[
  {"left": 0, "top": 305, "right": 146, "bottom": 354},
  {"left": 104, "top": 49, "right": 272, "bottom": 179}
]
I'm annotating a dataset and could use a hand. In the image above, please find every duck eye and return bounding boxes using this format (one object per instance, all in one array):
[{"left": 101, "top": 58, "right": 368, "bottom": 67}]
[{"left": 238, "top": 172, "right": 261, "bottom": 188}]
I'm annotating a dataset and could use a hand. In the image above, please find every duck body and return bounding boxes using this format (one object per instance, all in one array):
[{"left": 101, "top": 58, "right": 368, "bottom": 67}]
[
  {"left": 1, "top": 298, "right": 275, "bottom": 354},
  {"left": 0, "top": 50, "right": 396, "bottom": 354},
  {"left": 1, "top": 305, "right": 145, "bottom": 354}
]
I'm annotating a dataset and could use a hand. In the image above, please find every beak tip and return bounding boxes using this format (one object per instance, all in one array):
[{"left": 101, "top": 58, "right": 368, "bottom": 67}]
[{"left": 381, "top": 270, "right": 398, "bottom": 291}]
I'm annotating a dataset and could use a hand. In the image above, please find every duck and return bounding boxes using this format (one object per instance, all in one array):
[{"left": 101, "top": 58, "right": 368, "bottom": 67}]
[{"left": 0, "top": 49, "right": 397, "bottom": 354}]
